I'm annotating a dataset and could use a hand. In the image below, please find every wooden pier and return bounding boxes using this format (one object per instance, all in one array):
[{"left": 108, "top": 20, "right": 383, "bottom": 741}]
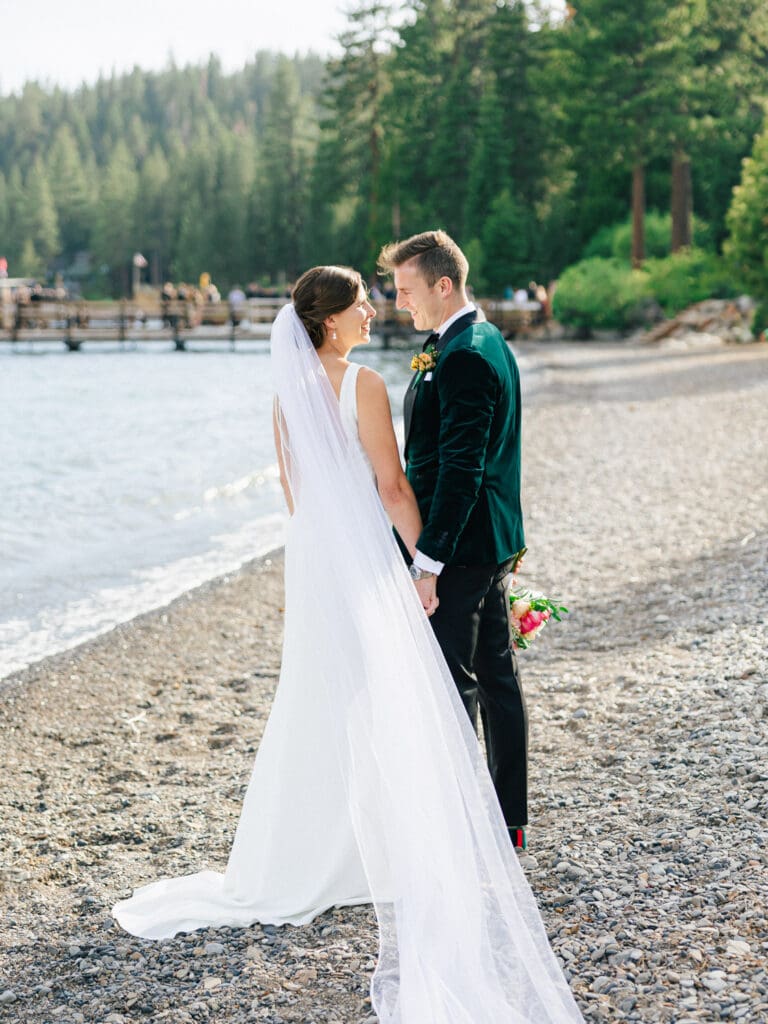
[{"left": 0, "top": 297, "right": 541, "bottom": 351}]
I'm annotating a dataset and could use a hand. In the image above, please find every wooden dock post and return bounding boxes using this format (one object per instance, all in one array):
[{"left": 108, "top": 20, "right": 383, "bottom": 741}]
[
  {"left": 64, "top": 314, "right": 82, "bottom": 351},
  {"left": 118, "top": 299, "right": 127, "bottom": 346},
  {"left": 173, "top": 316, "right": 186, "bottom": 351},
  {"left": 63, "top": 300, "right": 84, "bottom": 350}
]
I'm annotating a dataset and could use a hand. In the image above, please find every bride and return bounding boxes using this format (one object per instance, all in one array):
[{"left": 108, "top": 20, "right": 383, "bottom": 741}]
[{"left": 113, "top": 265, "right": 584, "bottom": 1024}]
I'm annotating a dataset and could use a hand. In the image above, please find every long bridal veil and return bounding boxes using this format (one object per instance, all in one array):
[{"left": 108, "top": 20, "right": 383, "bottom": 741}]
[{"left": 271, "top": 304, "right": 583, "bottom": 1024}]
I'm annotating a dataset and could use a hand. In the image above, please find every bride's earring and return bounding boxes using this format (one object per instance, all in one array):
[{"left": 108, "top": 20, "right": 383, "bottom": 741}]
[{"left": 331, "top": 328, "right": 337, "bottom": 341}]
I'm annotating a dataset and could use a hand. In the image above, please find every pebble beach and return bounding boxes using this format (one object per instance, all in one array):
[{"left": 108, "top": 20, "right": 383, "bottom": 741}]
[{"left": 1, "top": 337, "right": 767, "bottom": 1024}]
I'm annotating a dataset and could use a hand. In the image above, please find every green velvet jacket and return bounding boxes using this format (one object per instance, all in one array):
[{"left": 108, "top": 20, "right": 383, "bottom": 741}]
[{"left": 403, "top": 311, "right": 524, "bottom": 567}]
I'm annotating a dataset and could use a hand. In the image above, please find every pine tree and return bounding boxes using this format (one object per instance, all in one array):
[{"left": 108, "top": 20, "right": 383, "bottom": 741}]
[
  {"left": 555, "top": 0, "right": 696, "bottom": 266},
  {"left": 91, "top": 141, "right": 139, "bottom": 293},
  {"left": 674, "top": 0, "right": 768, "bottom": 251},
  {"left": 481, "top": 189, "right": 537, "bottom": 293},
  {"left": 0, "top": 171, "right": 8, "bottom": 254},
  {"left": 19, "top": 238, "right": 43, "bottom": 278},
  {"left": 423, "top": 1, "right": 492, "bottom": 238},
  {"left": 48, "top": 125, "right": 92, "bottom": 255},
  {"left": 22, "top": 158, "right": 61, "bottom": 265},
  {"left": 314, "top": 1, "right": 398, "bottom": 271},
  {"left": 135, "top": 146, "right": 172, "bottom": 284},
  {"left": 209, "top": 132, "right": 257, "bottom": 287},
  {"left": 256, "top": 58, "right": 314, "bottom": 280},
  {"left": 169, "top": 131, "right": 218, "bottom": 284},
  {"left": 464, "top": 2, "right": 550, "bottom": 225},
  {"left": 384, "top": 0, "right": 456, "bottom": 236}
]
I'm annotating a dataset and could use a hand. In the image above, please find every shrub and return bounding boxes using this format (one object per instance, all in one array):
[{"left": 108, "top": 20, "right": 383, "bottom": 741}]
[
  {"left": 752, "top": 301, "right": 768, "bottom": 339},
  {"left": 552, "top": 257, "right": 652, "bottom": 334},
  {"left": 583, "top": 210, "right": 713, "bottom": 263},
  {"left": 724, "top": 124, "right": 768, "bottom": 301},
  {"left": 644, "top": 248, "right": 739, "bottom": 316}
]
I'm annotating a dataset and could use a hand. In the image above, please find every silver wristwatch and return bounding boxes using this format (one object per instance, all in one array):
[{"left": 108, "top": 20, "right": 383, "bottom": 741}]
[{"left": 409, "top": 563, "right": 436, "bottom": 582}]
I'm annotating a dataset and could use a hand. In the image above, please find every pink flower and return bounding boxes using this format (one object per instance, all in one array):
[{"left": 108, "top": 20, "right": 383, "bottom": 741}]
[
  {"left": 520, "top": 610, "right": 544, "bottom": 635},
  {"left": 542, "top": 609, "right": 552, "bottom": 621}
]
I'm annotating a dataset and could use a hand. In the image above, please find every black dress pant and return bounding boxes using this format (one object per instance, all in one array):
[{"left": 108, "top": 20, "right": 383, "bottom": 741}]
[{"left": 430, "top": 559, "right": 528, "bottom": 827}]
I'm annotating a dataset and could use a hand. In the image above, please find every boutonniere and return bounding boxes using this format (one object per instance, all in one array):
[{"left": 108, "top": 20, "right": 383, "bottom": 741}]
[{"left": 410, "top": 343, "right": 439, "bottom": 386}]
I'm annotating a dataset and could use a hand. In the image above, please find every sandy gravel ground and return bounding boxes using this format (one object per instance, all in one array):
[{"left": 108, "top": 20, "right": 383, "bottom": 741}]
[{"left": 1, "top": 338, "right": 767, "bottom": 1024}]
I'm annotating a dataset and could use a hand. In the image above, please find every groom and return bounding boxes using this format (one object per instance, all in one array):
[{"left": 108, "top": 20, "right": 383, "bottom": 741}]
[{"left": 378, "top": 230, "right": 530, "bottom": 851}]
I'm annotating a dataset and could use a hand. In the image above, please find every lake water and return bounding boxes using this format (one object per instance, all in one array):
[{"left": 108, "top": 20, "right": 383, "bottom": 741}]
[{"left": 0, "top": 338, "right": 415, "bottom": 680}]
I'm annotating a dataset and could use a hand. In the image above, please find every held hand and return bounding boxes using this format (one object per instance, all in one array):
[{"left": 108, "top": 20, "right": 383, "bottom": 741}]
[
  {"left": 414, "top": 576, "right": 439, "bottom": 617},
  {"left": 512, "top": 545, "right": 527, "bottom": 579}
]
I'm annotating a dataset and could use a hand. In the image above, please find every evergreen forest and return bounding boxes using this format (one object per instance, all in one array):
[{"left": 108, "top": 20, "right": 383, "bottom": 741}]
[{"left": 1, "top": 0, "right": 768, "bottom": 299}]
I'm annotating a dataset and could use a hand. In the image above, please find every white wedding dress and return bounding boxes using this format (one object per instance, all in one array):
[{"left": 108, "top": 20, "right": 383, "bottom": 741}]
[
  {"left": 114, "top": 364, "right": 373, "bottom": 934},
  {"left": 113, "top": 309, "right": 584, "bottom": 1024}
]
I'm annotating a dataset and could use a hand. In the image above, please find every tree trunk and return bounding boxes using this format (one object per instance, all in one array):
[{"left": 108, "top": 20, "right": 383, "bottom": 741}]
[
  {"left": 367, "top": 119, "right": 381, "bottom": 270},
  {"left": 631, "top": 162, "right": 645, "bottom": 268},
  {"left": 671, "top": 145, "right": 692, "bottom": 252},
  {"left": 392, "top": 197, "right": 401, "bottom": 239},
  {"left": 150, "top": 250, "right": 162, "bottom": 286}
]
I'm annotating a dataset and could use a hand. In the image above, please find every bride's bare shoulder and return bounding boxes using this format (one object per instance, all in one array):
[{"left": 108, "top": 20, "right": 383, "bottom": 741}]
[
  {"left": 356, "top": 365, "right": 389, "bottom": 403},
  {"left": 356, "top": 366, "right": 393, "bottom": 426},
  {"left": 356, "top": 365, "right": 386, "bottom": 395}
]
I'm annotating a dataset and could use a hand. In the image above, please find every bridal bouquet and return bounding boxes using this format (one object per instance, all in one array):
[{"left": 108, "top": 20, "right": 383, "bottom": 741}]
[{"left": 508, "top": 588, "right": 569, "bottom": 650}]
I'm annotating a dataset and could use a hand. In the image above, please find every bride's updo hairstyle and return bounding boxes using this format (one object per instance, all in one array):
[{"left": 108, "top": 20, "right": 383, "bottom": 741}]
[{"left": 292, "top": 265, "right": 363, "bottom": 349}]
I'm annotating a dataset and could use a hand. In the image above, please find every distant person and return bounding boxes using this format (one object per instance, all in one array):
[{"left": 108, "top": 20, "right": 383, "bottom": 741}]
[
  {"left": 228, "top": 285, "right": 246, "bottom": 326},
  {"left": 161, "top": 282, "right": 176, "bottom": 327},
  {"left": 535, "top": 283, "right": 549, "bottom": 319},
  {"left": 513, "top": 287, "right": 528, "bottom": 304}
]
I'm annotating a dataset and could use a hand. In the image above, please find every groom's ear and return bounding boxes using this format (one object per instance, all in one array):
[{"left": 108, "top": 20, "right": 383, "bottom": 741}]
[{"left": 437, "top": 276, "right": 454, "bottom": 298}]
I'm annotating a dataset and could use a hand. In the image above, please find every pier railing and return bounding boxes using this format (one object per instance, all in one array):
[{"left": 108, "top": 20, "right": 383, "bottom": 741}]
[{"left": 0, "top": 297, "right": 542, "bottom": 350}]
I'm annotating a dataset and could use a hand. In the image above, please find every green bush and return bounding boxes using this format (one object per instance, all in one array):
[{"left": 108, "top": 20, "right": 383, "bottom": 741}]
[
  {"left": 644, "top": 248, "right": 739, "bottom": 316},
  {"left": 752, "top": 301, "right": 768, "bottom": 339},
  {"left": 724, "top": 124, "right": 768, "bottom": 301},
  {"left": 583, "top": 210, "right": 713, "bottom": 263},
  {"left": 552, "top": 257, "right": 652, "bottom": 334}
]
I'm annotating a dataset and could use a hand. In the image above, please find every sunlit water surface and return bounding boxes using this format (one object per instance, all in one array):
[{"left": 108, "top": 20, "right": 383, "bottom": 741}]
[{"left": 0, "top": 338, "right": 416, "bottom": 679}]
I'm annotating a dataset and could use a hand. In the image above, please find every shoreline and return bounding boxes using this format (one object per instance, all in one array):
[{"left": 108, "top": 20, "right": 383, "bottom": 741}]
[
  {"left": 1, "top": 338, "right": 767, "bottom": 1024},
  {"left": 0, "top": 541, "right": 287, "bottom": 691},
  {"left": 3, "top": 334, "right": 762, "bottom": 689}
]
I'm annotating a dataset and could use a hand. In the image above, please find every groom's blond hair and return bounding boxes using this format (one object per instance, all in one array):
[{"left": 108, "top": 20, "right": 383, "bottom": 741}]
[{"left": 378, "top": 230, "right": 469, "bottom": 289}]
